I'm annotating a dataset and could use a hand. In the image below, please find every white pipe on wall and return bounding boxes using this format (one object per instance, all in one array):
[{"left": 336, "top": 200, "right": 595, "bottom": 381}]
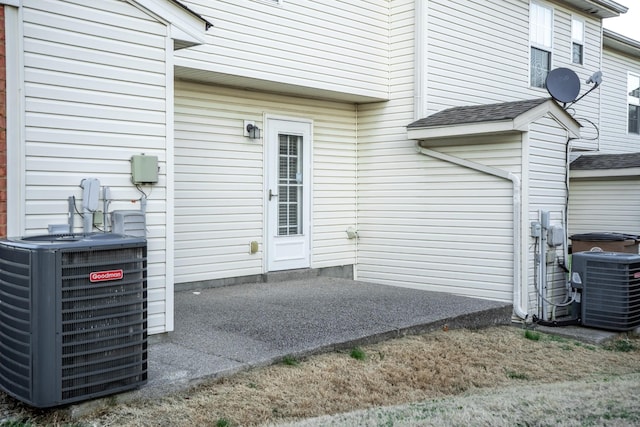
[{"left": 416, "top": 145, "right": 528, "bottom": 320}]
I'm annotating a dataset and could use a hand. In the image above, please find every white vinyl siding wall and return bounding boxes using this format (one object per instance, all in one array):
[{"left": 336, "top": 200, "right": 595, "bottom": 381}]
[
  {"left": 569, "top": 178, "right": 640, "bottom": 236},
  {"left": 175, "top": 0, "right": 389, "bottom": 101},
  {"left": 527, "top": 117, "right": 571, "bottom": 316},
  {"left": 426, "top": 0, "right": 601, "bottom": 149},
  {"left": 356, "top": 1, "right": 515, "bottom": 302},
  {"left": 358, "top": 136, "right": 520, "bottom": 302},
  {"left": 174, "top": 82, "right": 357, "bottom": 284},
  {"left": 600, "top": 47, "right": 640, "bottom": 153},
  {"left": 21, "top": 0, "right": 171, "bottom": 334}
]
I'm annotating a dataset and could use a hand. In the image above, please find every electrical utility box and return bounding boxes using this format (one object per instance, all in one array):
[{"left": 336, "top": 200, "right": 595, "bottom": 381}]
[
  {"left": 0, "top": 233, "right": 148, "bottom": 407},
  {"left": 130, "top": 155, "right": 158, "bottom": 184}
]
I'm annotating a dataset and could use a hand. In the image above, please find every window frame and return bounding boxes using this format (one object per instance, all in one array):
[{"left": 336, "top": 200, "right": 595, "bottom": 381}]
[
  {"left": 571, "top": 16, "right": 585, "bottom": 65},
  {"left": 529, "top": 0, "right": 554, "bottom": 88},
  {"left": 629, "top": 72, "right": 640, "bottom": 135}
]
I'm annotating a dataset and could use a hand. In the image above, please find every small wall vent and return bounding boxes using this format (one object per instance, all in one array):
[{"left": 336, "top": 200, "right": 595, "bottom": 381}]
[{"left": 112, "top": 210, "right": 146, "bottom": 238}]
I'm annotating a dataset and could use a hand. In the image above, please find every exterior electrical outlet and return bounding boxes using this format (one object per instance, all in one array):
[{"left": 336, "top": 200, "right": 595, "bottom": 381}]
[
  {"left": 0, "top": 233, "right": 148, "bottom": 408},
  {"left": 131, "top": 155, "right": 158, "bottom": 184}
]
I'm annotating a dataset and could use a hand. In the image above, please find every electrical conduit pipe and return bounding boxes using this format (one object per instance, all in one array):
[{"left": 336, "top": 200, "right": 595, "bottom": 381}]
[{"left": 416, "top": 145, "right": 528, "bottom": 320}]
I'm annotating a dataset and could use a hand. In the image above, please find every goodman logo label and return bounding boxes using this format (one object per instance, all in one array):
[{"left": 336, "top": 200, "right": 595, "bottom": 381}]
[{"left": 90, "top": 269, "right": 124, "bottom": 283}]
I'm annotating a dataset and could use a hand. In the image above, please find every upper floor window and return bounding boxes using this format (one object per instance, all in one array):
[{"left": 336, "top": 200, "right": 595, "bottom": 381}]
[
  {"left": 530, "top": 1, "right": 554, "bottom": 88},
  {"left": 571, "top": 17, "right": 584, "bottom": 65},
  {"left": 629, "top": 73, "right": 640, "bottom": 135}
]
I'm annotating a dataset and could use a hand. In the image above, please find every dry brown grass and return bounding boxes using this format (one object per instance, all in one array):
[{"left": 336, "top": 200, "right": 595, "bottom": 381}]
[{"left": 2, "top": 325, "right": 640, "bottom": 426}]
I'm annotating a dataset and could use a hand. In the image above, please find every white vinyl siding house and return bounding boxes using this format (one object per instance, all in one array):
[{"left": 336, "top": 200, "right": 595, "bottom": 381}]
[{"left": 3, "top": 0, "right": 633, "bottom": 334}]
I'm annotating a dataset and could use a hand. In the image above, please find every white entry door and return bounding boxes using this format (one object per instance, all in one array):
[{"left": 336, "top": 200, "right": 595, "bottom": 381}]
[{"left": 266, "top": 118, "right": 312, "bottom": 271}]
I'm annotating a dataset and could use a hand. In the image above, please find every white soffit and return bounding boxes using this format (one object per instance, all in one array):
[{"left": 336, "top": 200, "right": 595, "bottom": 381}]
[
  {"left": 129, "top": 0, "right": 211, "bottom": 49},
  {"left": 570, "top": 168, "right": 640, "bottom": 178}
]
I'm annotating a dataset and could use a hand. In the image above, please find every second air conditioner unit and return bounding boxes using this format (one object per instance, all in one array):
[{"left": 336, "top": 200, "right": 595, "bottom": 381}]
[{"left": 571, "top": 251, "right": 640, "bottom": 331}]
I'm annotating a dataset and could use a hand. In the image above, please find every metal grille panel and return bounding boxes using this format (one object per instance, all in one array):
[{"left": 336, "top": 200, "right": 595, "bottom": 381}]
[
  {"left": 60, "top": 247, "right": 147, "bottom": 401},
  {"left": 0, "top": 246, "right": 32, "bottom": 401},
  {"left": 580, "top": 256, "right": 640, "bottom": 331}
]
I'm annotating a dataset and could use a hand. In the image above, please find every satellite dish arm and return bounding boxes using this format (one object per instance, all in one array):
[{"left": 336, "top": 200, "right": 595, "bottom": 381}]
[{"left": 564, "top": 82, "right": 600, "bottom": 110}]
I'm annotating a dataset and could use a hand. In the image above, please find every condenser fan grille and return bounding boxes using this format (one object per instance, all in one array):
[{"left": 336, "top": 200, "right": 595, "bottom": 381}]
[
  {"left": 0, "top": 247, "right": 33, "bottom": 402},
  {"left": 59, "top": 248, "right": 147, "bottom": 401},
  {"left": 581, "top": 258, "right": 640, "bottom": 331}
]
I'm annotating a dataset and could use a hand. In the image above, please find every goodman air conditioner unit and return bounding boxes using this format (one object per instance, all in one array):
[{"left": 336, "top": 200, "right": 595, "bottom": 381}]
[
  {"left": 0, "top": 233, "right": 147, "bottom": 407},
  {"left": 571, "top": 251, "right": 640, "bottom": 331}
]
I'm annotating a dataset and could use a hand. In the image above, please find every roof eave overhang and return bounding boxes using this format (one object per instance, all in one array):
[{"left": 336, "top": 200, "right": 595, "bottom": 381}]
[
  {"left": 407, "top": 120, "right": 520, "bottom": 141},
  {"left": 408, "top": 100, "right": 581, "bottom": 142},
  {"left": 558, "top": 0, "right": 627, "bottom": 19},
  {"left": 570, "top": 168, "right": 640, "bottom": 178},
  {"left": 129, "top": 0, "right": 211, "bottom": 49},
  {"left": 604, "top": 29, "right": 640, "bottom": 58}
]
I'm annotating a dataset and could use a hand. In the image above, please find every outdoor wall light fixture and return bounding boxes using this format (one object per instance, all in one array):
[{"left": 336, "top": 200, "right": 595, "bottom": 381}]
[{"left": 246, "top": 123, "right": 261, "bottom": 139}]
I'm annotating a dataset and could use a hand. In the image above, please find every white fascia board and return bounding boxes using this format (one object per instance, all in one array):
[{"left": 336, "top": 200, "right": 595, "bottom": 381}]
[
  {"left": 407, "top": 121, "right": 518, "bottom": 140},
  {"left": 0, "top": 1, "right": 20, "bottom": 6},
  {"left": 129, "top": 0, "right": 208, "bottom": 47},
  {"left": 570, "top": 168, "right": 640, "bottom": 178},
  {"left": 513, "top": 100, "right": 581, "bottom": 137},
  {"left": 408, "top": 100, "right": 581, "bottom": 142}
]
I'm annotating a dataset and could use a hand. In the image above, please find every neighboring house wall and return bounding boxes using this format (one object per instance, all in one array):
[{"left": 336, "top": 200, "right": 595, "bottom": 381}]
[
  {"left": 173, "top": 81, "right": 357, "bottom": 285},
  {"left": 569, "top": 176, "right": 640, "bottom": 235},
  {"left": 599, "top": 40, "right": 640, "bottom": 153},
  {"left": 176, "top": 0, "right": 389, "bottom": 102},
  {"left": 0, "top": 6, "right": 5, "bottom": 239},
  {"left": 568, "top": 34, "right": 640, "bottom": 241},
  {"left": 19, "top": 0, "right": 171, "bottom": 334}
]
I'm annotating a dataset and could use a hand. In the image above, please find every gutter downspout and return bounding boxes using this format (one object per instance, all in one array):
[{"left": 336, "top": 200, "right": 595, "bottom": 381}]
[{"left": 416, "top": 144, "right": 528, "bottom": 320}]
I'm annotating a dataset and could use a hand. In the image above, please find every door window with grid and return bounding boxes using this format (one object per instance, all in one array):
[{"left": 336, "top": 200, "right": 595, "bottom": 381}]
[{"left": 278, "top": 134, "right": 303, "bottom": 236}]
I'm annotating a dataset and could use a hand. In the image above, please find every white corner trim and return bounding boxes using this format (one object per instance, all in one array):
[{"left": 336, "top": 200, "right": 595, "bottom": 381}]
[
  {"left": 5, "top": 5, "right": 25, "bottom": 236},
  {"left": 164, "top": 35, "right": 175, "bottom": 333}
]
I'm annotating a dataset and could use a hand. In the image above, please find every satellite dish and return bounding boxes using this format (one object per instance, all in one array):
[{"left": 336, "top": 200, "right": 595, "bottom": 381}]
[{"left": 546, "top": 68, "right": 581, "bottom": 103}]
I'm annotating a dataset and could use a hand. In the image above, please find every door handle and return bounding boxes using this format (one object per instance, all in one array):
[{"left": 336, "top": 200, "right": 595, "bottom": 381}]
[{"left": 269, "top": 189, "right": 278, "bottom": 201}]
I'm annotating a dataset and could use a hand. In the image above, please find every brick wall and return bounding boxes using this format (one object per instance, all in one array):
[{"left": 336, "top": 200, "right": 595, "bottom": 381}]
[{"left": 0, "top": 7, "right": 6, "bottom": 238}]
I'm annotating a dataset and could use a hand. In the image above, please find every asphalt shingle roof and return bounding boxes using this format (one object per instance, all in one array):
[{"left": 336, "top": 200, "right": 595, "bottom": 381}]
[
  {"left": 571, "top": 153, "right": 640, "bottom": 170},
  {"left": 407, "top": 98, "right": 551, "bottom": 129}
]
